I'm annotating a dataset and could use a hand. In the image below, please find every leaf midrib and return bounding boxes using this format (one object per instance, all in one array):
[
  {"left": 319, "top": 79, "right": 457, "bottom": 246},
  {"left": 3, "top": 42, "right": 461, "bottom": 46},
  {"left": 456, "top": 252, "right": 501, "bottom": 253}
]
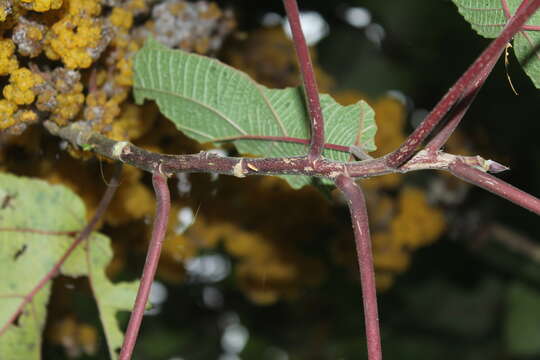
[{"left": 137, "top": 49, "right": 290, "bottom": 137}]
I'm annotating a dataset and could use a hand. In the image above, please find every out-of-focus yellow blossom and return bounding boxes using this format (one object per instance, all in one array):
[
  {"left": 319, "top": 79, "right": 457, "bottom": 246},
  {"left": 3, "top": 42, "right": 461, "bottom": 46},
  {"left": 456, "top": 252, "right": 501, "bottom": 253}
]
[
  {"left": 46, "top": 15, "right": 103, "bottom": 68},
  {"left": 375, "top": 272, "right": 395, "bottom": 292},
  {"left": 126, "top": 0, "right": 148, "bottom": 14},
  {"left": 109, "top": 7, "right": 133, "bottom": 30},
  {"left": 67, "top": 0, "right": 101, "bottom": 16},
  {"left": 0, "top": 100, "right": 17, "bottom": 117},
  {"left": 0, "top": 39, "right": 19, "bottom": 75},
  {"left": 16, "top": 110, "right": 38, "bottom": 123},
  {"left": 106, "top": 166, "right": 155, "bottom": 226},
  {"left": 223, "top": 229, "right": 275, "bottom": 259},
  {"left": 49, "top": 83, "right": 85, "bottom": 126},
  {"left": 84, "top": 90, "right": 129, "bottom": 133},
  {"left": 45, "top": 0, "right": 105, "bottom": 69},
  {"left": 237, "top": 258, "right": 298, "bottom": 304},
  {"left": 109, "top": 103, "right": 157, "bottom": 141},
  {"left": 20, "top": 0, "right": 62, "bottom": 12},
  {"left": 0, "top": 100, "right": 17, "bottom": 129},
  {"left": 3, "top": 67, "right": 44, "bottom": 105},
  {"left": 47, "top": 316, "right": 98, "bottom": 358},
  {"left": 0, "top": 5, "right": 8, "bottom": 21},
  {"left": 389, "top": 187, "right": 446, "bottom": 248},
  {"left": 372, "top": 233, "right": 411, "bottom": 272},
  {"left": 115, "top": 58, "right": 134, "bottom": 86}
]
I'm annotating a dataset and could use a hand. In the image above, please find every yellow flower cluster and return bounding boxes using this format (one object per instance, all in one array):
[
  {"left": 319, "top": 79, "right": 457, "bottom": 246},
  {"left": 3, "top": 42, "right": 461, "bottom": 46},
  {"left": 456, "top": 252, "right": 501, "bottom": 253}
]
[
  {"left": 372, "top": 187, "right": 445, "bottom": 289},
  {"left": 3, "top": 67, "right": 44, "bottom": 105},
  {"left": 0, "top": 5, "right": 8, "bottom": 21},
  {"left": 0, "top": 0, "right": 108, "bottom": 131},
  {"left": 41, "top": 0, "right": 105, "bottom": 69},
  {"left": 0, "top": 39, "right": 18, "bottom": 75},
  {"left": 109, "top": 7, "right": 133, "bottom": 30},
  {"left": 20, "top": 0, "right": 63, "bottom": 12},
  {"left": 0, "top": 0, "right": 235, "bottom": 140},
  {"left": 105, "top": 166, "right": 155, "bottom": 226},
  {"left": 0, "top": 67, "right": 43, "bottom": 131},
  {"left": 46, "top": 16, "right": 103, "bottom": 69},
  {"left": 47, "top": 316, "right": 98, "bottom": 358}
]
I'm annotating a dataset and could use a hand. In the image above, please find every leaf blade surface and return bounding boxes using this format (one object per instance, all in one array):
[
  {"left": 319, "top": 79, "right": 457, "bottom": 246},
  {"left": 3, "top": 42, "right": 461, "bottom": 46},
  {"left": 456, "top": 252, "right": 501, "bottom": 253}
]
[
  {"left": 0, "top": 173, "right": 138, "bottom": 360},
  {"left": 134, "top": 38, "right": 377, "bottom": 188}
]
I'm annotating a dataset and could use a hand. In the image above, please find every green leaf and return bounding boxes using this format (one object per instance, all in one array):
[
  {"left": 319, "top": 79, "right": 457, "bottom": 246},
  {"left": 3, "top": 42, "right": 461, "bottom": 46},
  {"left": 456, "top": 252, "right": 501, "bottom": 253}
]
[
  {"left": 506, "top": 282, "right": 540, "bottom": 356},
  {"left": 133, "top": 38, "right": 377, "bottom": 189},
  {"left": 452, "top": 0, "right": 540, "bottom": 88},
  {"left": 0, "top": 173, "right": 139, "bottom": 360}
]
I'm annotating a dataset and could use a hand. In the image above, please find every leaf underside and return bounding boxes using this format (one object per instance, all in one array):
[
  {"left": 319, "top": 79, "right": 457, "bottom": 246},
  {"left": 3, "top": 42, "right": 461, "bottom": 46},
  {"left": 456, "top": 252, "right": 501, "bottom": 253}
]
[
  {"left": 133, "top": 38, "right": 377, "bottom": 189},
  {"left": 0, "top": 173, "right": 139, "bottom": 360},
  {"left": 453, "top": 0, "right": 540, "bottom": 88}
]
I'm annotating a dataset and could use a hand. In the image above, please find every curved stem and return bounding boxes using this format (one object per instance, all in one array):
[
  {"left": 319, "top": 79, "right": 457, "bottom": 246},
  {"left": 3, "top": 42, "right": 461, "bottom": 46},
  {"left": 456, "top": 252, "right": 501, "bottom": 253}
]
[
  {"left": 119, "top": 170, "right": 171, "bottom": 360},
  {"left": 450, "top": 160, "right": 540, "bottom": 215},
  {"left": 424, "top": 77, "right": 484, "bottom": 152},
  {"left": 283, "top": 0, "right": 325, "bottom": 161},
  {"left": 334, "top": 175, "right": 382, "bottom": 360}
]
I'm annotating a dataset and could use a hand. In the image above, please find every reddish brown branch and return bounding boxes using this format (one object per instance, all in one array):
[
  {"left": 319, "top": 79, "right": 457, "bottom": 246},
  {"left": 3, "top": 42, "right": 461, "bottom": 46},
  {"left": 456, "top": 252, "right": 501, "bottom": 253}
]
[
  {"left": 335, "top": 175, "right": 382, "bottom": 360},
  {"left": 386, "top": 0, "right": 540, "bottom": 168},
  {"left": 44, "top": 121, "right": 510, "bottom": 180},
  {"left": 283, "top": 0, "right": 326, "bottom": 161},
  {"left": 424, "top": 75, "right": 485, "bottom": 152},
  {"left": 0, "top": 163, "right": 122, "bottom": 337},
  {"left": 450, "top": 160, "right": 540, "bottom": 215},
  {"left": 119, "top": 170, "right": 171, "bottom": 360}
]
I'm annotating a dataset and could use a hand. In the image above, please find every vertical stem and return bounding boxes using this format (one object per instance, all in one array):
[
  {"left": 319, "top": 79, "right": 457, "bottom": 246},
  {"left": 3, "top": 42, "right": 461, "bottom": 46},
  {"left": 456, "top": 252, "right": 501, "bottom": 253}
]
[
  {"left": 335, "top": 175, "right": 382, "bottom": 360},
  {"left": 283, "top": 0, "right": 325, "bottom": 161},
  {"left": 449, "top": 160, "right": 540, "bottom": 215},
  {"left": 119, "top": 171, "right": 171, "bottom": 360},
  {"left": 386, "top": 0, "right": 540, "bottom": 168}
]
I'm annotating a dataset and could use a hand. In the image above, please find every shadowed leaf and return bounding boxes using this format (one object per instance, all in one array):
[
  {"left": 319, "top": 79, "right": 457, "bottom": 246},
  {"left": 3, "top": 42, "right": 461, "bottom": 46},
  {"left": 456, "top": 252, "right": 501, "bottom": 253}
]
[{"left": 0, "top": 173, "right": 139, "bottom": 360}]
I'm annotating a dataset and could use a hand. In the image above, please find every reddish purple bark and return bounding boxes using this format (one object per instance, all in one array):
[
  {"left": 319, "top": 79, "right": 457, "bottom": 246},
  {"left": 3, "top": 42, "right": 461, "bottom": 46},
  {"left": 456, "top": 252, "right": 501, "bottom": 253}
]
[
  {"left": 119, "top": 171, "right": 171, "bottom": 360},
  {"left": 283, "top": 0, "right": 326, "bottom": 161},
  {"left": 450, "top": 160, "right": 540, "bottom": 215},
  {"left": 335, "top": 175, "right": 382, "bottom": 360}
]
